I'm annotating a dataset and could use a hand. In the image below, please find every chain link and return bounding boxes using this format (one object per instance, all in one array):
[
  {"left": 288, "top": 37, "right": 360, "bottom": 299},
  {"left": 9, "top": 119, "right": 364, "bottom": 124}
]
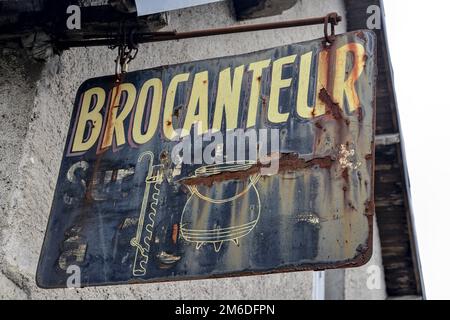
[
  {"left": 113, "top": 44, "right": 138, "bottom": 77},
  {"left": 108, "top": 25, "right": 139, "bottom": 79}
]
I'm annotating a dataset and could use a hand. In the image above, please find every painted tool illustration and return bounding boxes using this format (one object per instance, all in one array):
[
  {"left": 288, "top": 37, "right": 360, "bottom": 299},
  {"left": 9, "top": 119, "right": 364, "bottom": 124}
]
[
  {"left": 130, "top": 151, "right": 164, "bottom": 276},
  {"left": 180, "top": 161, "right": 261, "bottom": 252}
]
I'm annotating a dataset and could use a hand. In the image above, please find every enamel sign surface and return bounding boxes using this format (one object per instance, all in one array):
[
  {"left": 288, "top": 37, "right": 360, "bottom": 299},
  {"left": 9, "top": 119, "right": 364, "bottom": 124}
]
[{"left": 37, "top": 31, "right": 377, "bottom": 288}]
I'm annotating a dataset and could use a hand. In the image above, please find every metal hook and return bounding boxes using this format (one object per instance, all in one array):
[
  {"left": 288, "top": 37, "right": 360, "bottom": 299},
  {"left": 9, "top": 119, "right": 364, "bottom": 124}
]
[
  {"left": 114, "top": 46, "right": 123, "bottom": 77},
  {"left": 113, "top": 44, "right": 138, "bottom": 77},
  {"left": 324, "top": 12, "right": 338, "bottom": 44},
  {"left": 112, "top": 26, "right": 139, "bottom": 78}
]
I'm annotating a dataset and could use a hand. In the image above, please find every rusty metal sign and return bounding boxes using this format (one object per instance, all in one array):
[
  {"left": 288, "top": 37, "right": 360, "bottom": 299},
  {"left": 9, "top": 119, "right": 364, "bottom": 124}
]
[{"left": 37, "top": 31, "right": 377, "bottom": 288}]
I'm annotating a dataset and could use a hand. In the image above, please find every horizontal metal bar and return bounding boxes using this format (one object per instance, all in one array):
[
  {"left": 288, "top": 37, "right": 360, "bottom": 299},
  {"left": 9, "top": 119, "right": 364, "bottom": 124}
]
[{"left": 57, "top": 14, "right": 342, "bottom": 48}]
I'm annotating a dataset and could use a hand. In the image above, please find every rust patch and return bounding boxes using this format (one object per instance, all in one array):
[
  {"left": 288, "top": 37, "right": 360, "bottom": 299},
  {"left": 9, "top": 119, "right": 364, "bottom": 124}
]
[
  {"left": 364, "top": 200, "right": 375, "bottom": 216},
  {"left": 85, "top": 79, "right": 123, "bottom": 202},
  {"left": 261, "top": 96, "right": 268, "bottom": 113},
  {"left": 160, "top": 150, "right": 168, "bottom": 161},
  {"left": 314, "top": 122, "right": 323, "bottom": 130},
  {"left": 318, "top": 88, "right": 343, "bottom": 121},
  {"left": 357, "top": 107, "right": 363, "bottom": 122},
  {"left": 342, "top": 167, "right": 349, "bottom": 183},
  {"left": 356, "top": 31, "right": 366, "bottom": 41},
  {"left": 104, "top": 79, "right": 122, "bottom": 151},
  {"left": 181, "top": 154, "right": 334, "bottom": 187},
  {"left": 172, "top": 224, "right": 179, "bottom": 244},
  {"left": 348, "top": 202, "right": 357, "bottom": 211}
]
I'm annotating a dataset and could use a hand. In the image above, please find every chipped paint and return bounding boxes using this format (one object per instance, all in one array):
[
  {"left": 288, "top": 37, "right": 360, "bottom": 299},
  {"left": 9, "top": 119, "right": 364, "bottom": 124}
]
[{"left": 37, "top": 31, "right": 377, "bottom": 288}]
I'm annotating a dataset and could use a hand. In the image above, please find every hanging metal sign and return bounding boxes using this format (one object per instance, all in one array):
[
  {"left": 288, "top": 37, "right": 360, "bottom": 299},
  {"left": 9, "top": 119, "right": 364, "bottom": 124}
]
[{"left": 37, "top": 30, "right": 377, "bottom": 288}]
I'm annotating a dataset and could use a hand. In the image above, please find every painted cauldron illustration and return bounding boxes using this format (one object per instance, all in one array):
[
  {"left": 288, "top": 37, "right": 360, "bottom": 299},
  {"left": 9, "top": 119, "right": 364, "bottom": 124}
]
[{"left": 180, "top": 161, "right": 261, "bottom": 252}]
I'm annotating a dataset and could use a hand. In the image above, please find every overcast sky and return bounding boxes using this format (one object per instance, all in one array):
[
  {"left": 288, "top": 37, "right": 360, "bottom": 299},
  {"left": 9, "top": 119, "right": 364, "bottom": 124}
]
[{"left": 383, "top": 0, "right": 450, "bottom": 300}]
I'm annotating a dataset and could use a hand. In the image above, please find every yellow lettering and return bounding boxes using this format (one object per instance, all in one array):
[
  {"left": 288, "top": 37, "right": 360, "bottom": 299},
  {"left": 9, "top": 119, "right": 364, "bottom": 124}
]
[
  {"left": 132, "top": 78, "right": 163, "bottom": 145},
  {"left": 163, "top": 73, "right": 189, "bottom": 140},
  {"left": 101, "top": 83, "right": 136, "bottom": 150},
  {"left": 314, "top": 50, "right": 329, "bottom": 118},
  {"left": 333, "top": 43, "right": 365, "bottom": 113},
  {"left": 246, "top": 59, "right": 271, "bottom": 128},
  {"left": 212, "top": 65, "right": 244, "bottom": 132},
  {"left": 296, "top": 51, "right": 313, "bottom": 119},
  {"left": 268, "top": 55, "right": 296, "bottom": 124},
  {"left": 296, "top": 50, "right": 328, "bottom": 119},
  {"left": 182, "top": 71, "right": 209, "bottom": 137},
  {"left": 71, "top": 87, "right": 105, "bottom": 153}
]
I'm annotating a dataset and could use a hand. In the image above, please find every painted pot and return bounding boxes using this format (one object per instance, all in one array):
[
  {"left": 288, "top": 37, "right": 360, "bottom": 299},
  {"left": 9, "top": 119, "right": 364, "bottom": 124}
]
[{"left": 180, "top": 161, "right": 261, "bottom": 252}]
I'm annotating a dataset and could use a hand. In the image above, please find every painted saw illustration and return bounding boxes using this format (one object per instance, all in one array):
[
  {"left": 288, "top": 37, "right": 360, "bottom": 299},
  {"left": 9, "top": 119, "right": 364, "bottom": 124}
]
[{"left": 130, "top": 151, "right": 164, "bottom": 277}]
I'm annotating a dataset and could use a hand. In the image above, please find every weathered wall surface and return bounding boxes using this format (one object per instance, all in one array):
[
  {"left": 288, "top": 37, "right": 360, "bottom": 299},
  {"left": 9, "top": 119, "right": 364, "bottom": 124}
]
[
  {"left": 0, "top": 0, "right": 358, "bottom": 299},
  {"left": 0, "top": 54, "right": 43, "bottom": 299},
  {"left": 324, "top": 214, "right": 387, "bottom": 300},
  {"left": 344, "top": 214, "right": 387, "bottom": 300}
]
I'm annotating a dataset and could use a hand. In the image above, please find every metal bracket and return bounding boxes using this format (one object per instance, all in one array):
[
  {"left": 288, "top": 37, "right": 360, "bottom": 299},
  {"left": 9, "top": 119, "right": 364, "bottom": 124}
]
[{"left": 58, "top": 13, "right": 342, "bottom": 48}]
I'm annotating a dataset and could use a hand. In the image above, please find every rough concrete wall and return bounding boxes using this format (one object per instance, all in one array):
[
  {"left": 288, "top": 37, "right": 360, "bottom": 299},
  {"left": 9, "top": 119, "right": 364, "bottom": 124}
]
[
  {"left": 343, "top": 214, "right": 387, "bottom": 300},
  {"left": 324, "top": 214, "right": 387, "bottom": 300},
  {"left": 0, "top": 54, "right": 44, "bottom": 299},
  {"left": 0, "top": 0, "right": 346, "bottom": 299}
]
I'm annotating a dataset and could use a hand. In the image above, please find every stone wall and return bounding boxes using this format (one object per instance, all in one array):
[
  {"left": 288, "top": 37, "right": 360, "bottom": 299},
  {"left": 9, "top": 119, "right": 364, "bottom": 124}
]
[{"left": 0, "top": 0, "right": 387, "bottom": 300}]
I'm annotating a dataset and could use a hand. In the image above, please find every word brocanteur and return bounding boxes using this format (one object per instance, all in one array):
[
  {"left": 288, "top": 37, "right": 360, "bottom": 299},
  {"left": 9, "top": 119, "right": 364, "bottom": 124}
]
[{"left": 69, "top": 42, "right": 365, "bottom": 155}]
